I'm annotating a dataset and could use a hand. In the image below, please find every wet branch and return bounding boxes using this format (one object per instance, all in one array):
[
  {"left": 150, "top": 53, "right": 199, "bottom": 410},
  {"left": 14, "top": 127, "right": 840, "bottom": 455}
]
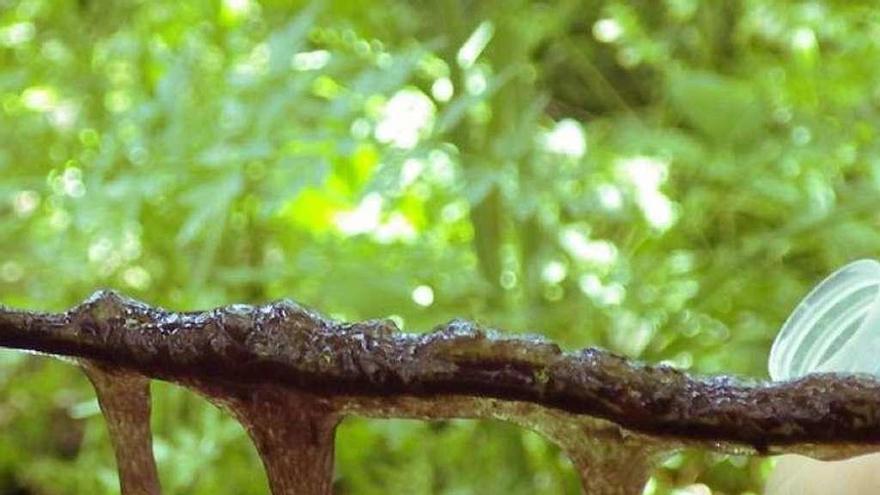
[{"left": 3, "top": 290, "right": 880, "bottom": 494}]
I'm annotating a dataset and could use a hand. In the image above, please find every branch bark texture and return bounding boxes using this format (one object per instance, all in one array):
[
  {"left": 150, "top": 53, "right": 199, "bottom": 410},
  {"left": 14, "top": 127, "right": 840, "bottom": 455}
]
[{"left": 2, "top": 290, "right": 880, "bottom": 494}]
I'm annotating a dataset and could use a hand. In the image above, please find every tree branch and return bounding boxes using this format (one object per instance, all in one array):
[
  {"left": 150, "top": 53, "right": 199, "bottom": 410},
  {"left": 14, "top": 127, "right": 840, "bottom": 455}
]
[
  {"left": 3, "top": 290, "right": 880, "bottom": 494},
  {"left": 192, "top": 383, "right": 340, "bottom": 495},
  {"left": 82, "top": 362, "right": 161, "bottom": 495}
]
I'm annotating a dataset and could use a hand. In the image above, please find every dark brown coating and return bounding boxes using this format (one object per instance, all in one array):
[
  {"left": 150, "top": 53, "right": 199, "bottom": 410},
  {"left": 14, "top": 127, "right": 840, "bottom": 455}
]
[{"left": 2, "top": 289, "right": 880, "bottom": 451}]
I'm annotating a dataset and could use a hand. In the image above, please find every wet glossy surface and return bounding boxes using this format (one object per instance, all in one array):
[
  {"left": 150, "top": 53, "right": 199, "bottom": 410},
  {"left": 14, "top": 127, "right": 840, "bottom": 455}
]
[{"left": 2, "top": 289, "right": 880, "bottom": 451}]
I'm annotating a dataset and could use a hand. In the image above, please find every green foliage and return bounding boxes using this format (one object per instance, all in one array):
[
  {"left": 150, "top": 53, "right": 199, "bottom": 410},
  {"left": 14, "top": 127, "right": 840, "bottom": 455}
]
[{"left": 2, "top": 0, "right": 880, "bottom": 493}]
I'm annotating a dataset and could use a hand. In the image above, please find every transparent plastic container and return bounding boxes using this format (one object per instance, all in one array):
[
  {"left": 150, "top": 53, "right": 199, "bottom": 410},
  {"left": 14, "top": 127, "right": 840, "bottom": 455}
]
[{"left": 769, "top": 259, "right": 880, "bottom": 381}]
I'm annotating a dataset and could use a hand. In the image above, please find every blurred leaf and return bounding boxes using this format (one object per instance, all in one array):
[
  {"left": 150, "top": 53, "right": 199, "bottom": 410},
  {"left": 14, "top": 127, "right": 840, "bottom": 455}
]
[{"left": 667, "top": 69, "right": 765, "bottom": 145}]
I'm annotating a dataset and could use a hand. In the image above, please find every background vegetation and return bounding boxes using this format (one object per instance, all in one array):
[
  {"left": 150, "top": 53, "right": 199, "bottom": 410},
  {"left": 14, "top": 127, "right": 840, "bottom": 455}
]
[{"left": 2, "top": 0, "right": 880, "bottom": 493}]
